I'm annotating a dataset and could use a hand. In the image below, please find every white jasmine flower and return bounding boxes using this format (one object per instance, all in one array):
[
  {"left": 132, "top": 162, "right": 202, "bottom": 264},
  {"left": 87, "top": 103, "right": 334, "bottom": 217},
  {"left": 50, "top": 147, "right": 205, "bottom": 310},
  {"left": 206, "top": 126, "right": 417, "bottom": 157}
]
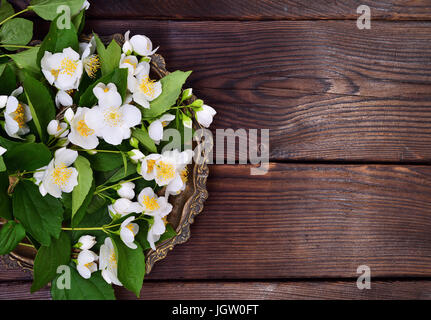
[
  {"left": 159, "top": 149, "right": 194, "bottom": 196},
  {"left": 99, "top": 237, "right": 122, "bottom": 286},
  {"left": 68, "top": 107, "right": 99, "bottom": 150},
  {"left": 77, "top": 249, "right": 98, "bottom": 279},
  {"left": 139, "top": 153, "right": 160, "bottom": 180},
  {"left": 108, "top": 198, "right": 143, "bottom": 219},
  {"left": 119, "top": 54, "right": 149, "bottom": 91},
  {"left": 0, "top": 147, "right": 6, "bottom": 156},
  {"left": 47, "top": 120, "right": 69, "bottom": 138},
  {"left": 41, "top": 48, "right": 83, "bottom": 91},
  {"left": 182, "top": 88, "right": 193, "bottom": 101},
  {"left": 35, "top": 147, "right": 79, "bottom": 198},
  {"left": 0, "top": 96, "right": 7, "bottom": 108},
  {"left": 64, "top": 108, "right": 75, "bottom": 124},
  {"left": 55, "top": 90, "right": 73, "bottom": 108},
  {"left": 137, "top": 187, "right": 172, "bottom": 217},
  {"left": 129, "top": 34, "right": 158, "bottom": 57},
  {"left": 81, "top": 0, "right": 90, "bottom": 11},
  {"left": 117, "top": 181, "right": 135, "bottom": 200},
  {"left": 195, "top": 104, "right": 216, "bottom": 128},
  {"left": 3, "top": 96, "right": 32, "bottom": 139},
  {"left": 148, "top": 113, "right": 175, "bottom": 144},
  {"left": 128, "top": 149, "right": 145, "bottom": 163},
  {"left": 120, "top": 216, "right": 139, "bottom": 249},
  {"left": 76, "top": 235, "right": 97, "bottom": 250},
  {"left": 147, "top": 216, "right": 166, "bottom": 250},
  {"left": 129, "top": 68, "right": 162, "bottom": 108},
  {"left": 122, "top": 31, "right": 133, "bottom": 55},
  {"left": 79, "top": 37, "right": 100, "bottom": 78},
  {"left": 86, "top": 84, "right": 142, "bottom": 145}
]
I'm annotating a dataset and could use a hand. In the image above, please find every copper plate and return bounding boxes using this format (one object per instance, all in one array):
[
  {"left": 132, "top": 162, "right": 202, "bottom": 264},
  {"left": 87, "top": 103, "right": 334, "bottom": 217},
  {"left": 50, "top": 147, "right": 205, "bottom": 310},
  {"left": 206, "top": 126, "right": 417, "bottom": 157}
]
[{"left": 0, "top": 34, "right": 211, "bottom": 275}]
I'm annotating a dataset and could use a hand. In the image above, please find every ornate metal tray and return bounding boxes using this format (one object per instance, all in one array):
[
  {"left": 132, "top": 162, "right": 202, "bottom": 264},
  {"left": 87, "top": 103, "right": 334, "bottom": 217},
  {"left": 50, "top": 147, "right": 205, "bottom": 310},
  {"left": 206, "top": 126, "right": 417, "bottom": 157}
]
[{"left": 0, "top": 34, "right": 210, "bottom": 275}]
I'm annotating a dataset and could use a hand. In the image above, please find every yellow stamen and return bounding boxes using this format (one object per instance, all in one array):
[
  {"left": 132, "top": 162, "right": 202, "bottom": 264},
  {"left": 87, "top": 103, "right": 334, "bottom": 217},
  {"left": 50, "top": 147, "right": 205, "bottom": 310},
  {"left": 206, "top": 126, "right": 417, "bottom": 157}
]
[
  {"left": 146, "top": 159, "right": 156, "bottom": 174},
  {"left": 60, "top": 57, "right": 78, "bottom": 76},
  {"left": 123, "top": 58, "right": 137, "bottom": 68},
  {"left": 103, "top": 87, "right": 109, "bottom": 92},
  {"left": 109, "top": 252, "right": 117, "bottom": 266},
  {"left": 77, "top": 120, "right": 94, "bottom": 137},
  {"left": 104, "top": 108, "right": 122, "bottom": 127},
  {"left": 156, "top": 161, "right": 175, "bottom": 181},
  {"left": 84, "top": 54, "right": 100, "bottom": 78},
  {"left": 13, "top": 103, "right": 26, "bottom": 128},
  {"left": 51, "top": 69, "right": 60, "bottom": 77},
  {"left": 180, "top": 167, "right": 188, "bottom": 184},
  {"left": 162, "top": 216, "right": 168, "bottom": 225},
  {"left": 141, "top": 195, "right": 160, "bottom": 211},
  {"left": 139, "top": 76, "right": 156, "bottom": 97},
  {"left": 51, "top": 163, "right": 73, "bottom": 187},
  {"left": 126, "top": 224, "right": 134, "bottom": 232}
]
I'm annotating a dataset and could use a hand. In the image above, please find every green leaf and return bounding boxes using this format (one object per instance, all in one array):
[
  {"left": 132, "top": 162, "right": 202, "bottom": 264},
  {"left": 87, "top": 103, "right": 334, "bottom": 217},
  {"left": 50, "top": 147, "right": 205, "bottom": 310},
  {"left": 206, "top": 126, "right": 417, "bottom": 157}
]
[
  {"left": 13, "top": 180, "right": 63, "bottom": 246},
  {"left": 111, "top": 235, "right": 146, "bottom": 297},
  {"left": 0, "top": 18, "right": 33, "bottom": 51},
  {"left": 102, "top": 161, "right": 137, "bottom": 184},
  {"left": 136, "top": 220, "right": 176, "bottom": 251},
  {"left": 51, "top": 264, "right": 115, "bottom": 300},
  {"left": 0, "top": 0, "right": 14, "bottom": 22},
  {"left": 72, "top": 156, "right": 93, "bottom": 218},
  {"left": 29, "top": 0, "right": 85, "bottom": 21},
  {"left": 3, "top": 142, "right": 51, "bottom": 171},
  {"left": 72, "top": 8, "right": 85, "bottom": 34},
  {"left": 36, "top": 15, "right": 79, "bottom": 66},
  {"left": 0, "top": 172, "right": 11, "bottom": 220},
  {"left": 8, "top": 46, "right": 40, "bottom": 75},
  {"left": 0, "top": 156, "right": 5, "bottom": 172},
  {"left": 31, "top": 231, "right": 71, "bottom": 293},
  {"left": 71, "top": 181, "right": 94, "bottom": 227},
  {"left": 79, "top": 68, "right": 128, "bottom": 107},
  {"left": 23, "top": 73, "right": 56, "bottom": 142},
  {"left": 142, "top": 70, "right": 192, "bottom": 119},
  {"left": 0, "top": 63, "right": 15, "bottom": 95},
  {"left": 0, "top": 221, "right": 25, "bottom": 255},
  {"left": 86, "top": 151, "right": 123, "bottom": 172},
  {"left": 72, "top": 202, "right": 110, "bottom": 244},
  {"left": 131, "top": 127, "right": 157, "bottom": 153},
  {"left": 94, "top": 34, "right": 121, "bottom": 76}
]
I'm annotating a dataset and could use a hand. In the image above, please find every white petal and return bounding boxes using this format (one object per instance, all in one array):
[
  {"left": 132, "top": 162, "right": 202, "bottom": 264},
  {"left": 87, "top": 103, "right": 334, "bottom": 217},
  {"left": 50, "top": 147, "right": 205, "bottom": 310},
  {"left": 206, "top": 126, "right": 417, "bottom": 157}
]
[
  {"left": 148, "top": 120, "right": 163, "bottom": 141},
  {"left": 54, "top": 147, "right": 78, "bottom": 167}
]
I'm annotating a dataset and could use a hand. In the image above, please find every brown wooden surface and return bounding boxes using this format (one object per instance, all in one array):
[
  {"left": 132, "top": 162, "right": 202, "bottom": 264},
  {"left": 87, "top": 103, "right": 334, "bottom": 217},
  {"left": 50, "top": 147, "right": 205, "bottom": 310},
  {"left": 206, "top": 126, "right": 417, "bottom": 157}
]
[
  {"left": 2, "top": 280, "right": 431, "bottom": 300},
  {"left": 3, "top": 0, "right": 431, "bottom": 300},
  {"left": 12, "top": 0, "right": 431, "bottom": 20},
  {"left": 82, "top": 19, "right": 431, "bottom": 162}
]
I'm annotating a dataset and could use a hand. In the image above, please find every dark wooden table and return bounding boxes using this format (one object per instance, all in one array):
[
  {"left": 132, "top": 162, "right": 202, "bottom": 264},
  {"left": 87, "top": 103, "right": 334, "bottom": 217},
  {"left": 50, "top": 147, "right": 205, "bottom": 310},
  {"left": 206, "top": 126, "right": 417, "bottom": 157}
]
[{"left": 2, "top": 0, "right": 431, "bottom": 300}]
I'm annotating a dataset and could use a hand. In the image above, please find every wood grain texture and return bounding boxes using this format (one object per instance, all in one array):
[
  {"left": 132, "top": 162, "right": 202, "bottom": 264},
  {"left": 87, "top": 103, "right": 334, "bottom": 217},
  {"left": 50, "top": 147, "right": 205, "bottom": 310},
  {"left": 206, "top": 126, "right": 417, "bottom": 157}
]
[
  {"left": 2, "top": 280, "right": 431, "bottom": 300},
  {"left": 144, "top": 163, "right": 431, "bottom": 280},
  {"left": 117, "top": 280, "right": 431, "bottom": 300},
  {"left": 82, "top": 19, "right": 431, "bottom": 162},
  {"left": 11, "top": 0, "right": 431, "bottom": 20},
  {"left": 3, "top": 163, "right": 431, "bottom": 280},
  {"left": 0, "top": 282, "right": 50, "bottom": 300}
]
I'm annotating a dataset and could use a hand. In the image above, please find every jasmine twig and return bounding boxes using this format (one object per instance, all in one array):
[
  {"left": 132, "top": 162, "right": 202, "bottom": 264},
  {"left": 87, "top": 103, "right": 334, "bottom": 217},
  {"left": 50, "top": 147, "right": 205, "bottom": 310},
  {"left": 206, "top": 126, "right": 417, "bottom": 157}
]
[{"left": 0, "top": 8, "right": 30, "bottom": 26}]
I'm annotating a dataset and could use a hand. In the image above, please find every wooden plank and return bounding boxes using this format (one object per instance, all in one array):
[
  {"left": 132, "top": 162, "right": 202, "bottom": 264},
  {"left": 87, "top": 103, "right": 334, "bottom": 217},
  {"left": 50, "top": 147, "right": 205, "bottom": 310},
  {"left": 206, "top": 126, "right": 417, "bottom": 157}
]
[
  {"left": 2, "top": 164, "right": 431, "bottom": 280},
  {"left": 12, "top": 0, "right": 431, "bottom": 20},
  {"left": 2, "top": 280, "right": 431, "bottom": 300},
  {"left": 116, "top": 280, "right": 431, "bottom": 300},
  {"left": 80, "top": 20, "right": 431, "bottom": 162},
  {"left": 0, "top": 281, "right": 50, "bottom": 300},
  {"left": 144, "top": 163, "right": 431, "bottom": 280}
]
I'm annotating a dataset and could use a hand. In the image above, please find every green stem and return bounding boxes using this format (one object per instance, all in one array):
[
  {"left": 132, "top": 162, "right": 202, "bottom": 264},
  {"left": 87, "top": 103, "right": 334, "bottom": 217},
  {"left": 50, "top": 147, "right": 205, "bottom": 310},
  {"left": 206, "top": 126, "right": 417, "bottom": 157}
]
[
  {"left": 0, "top": 44, "right": 34, "bottom": 49},
  {"left": 62, "top": 227, "right": 104, "bottom": 231},
  {"left": 73, "top": 148, "right": 123, "bottom": 154},
  {"left": 95, "top": 176, "right": 143, "bottom": 194},
  {"left": 18, "top": 242, "right": 35, "bottom": 248},
  {"left": 0, "top": 8, "right": 30, "bottom": 26}
]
